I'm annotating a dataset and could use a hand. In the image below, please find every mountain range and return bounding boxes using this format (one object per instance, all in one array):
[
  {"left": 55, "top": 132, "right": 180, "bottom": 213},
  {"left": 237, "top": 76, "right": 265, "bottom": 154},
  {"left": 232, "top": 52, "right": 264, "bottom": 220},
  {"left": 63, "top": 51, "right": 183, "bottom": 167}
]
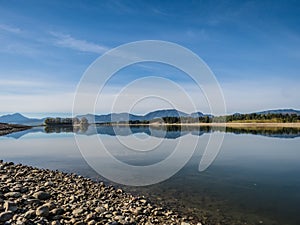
[
  {"left": 256, "top": 109, "right": 300, "bottom": 115},
  {"left": 0, "top": 109, "right": 300, "bottom": 125},
  {"left": 0, "top": 113, "right": 44, "bottom": 125},
  {"left": 78, "top": 109, "right": 206, "bottom": 123}
]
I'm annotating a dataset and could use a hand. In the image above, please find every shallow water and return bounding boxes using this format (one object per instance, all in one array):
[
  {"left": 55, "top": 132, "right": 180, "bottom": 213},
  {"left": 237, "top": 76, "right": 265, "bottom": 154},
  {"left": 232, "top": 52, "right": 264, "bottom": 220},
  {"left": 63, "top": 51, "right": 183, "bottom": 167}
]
[{"left": 1, "top": 125, "right": 300, "bottom": 225}]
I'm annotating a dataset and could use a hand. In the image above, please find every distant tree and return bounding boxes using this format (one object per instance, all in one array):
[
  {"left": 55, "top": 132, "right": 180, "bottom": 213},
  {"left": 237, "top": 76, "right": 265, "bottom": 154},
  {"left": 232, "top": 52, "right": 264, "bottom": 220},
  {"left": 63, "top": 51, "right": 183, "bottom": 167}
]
[
  {"left": 44, "top": 118, "right": 55, "bottom": 125},
  {"left": 72, "top": 117, "right": 80, "bottom": 126},
  {"left": 80, "top": 117, "right": 89, "bottom": 125}
]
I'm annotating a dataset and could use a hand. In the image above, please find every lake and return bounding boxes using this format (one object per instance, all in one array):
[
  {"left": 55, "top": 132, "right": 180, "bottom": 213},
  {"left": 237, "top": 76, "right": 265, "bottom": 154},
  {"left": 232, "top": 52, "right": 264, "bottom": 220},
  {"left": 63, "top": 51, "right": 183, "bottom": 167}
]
[{"left": 1, "top": 125, "right": 300, "bottom": 225}]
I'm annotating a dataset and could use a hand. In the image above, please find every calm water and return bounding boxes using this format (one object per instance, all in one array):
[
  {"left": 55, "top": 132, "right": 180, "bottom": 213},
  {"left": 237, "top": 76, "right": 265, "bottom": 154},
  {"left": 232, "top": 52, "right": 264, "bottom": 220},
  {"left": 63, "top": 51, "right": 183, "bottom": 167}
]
[{"left": 1, "top": 125, "right": 300, "bottom": 225}]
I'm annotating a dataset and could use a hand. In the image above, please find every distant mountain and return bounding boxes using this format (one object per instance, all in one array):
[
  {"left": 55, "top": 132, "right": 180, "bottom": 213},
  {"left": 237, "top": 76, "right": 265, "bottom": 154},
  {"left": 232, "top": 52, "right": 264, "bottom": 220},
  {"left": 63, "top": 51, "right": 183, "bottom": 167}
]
[
  {"left": 190, "top": 112, "right": 205, "bottom": 118},
  {"left": 78, "top": 113, "right": 144, "bottom": 123},
  {"left": 83, "top": 108, "right": 300, "bottom": 123},
  {"left": 143, "top": 109, "right": 188, "bottom": 120},
  {"left": 4, "top": 108, "right": 299, "bottom": 125},
  {"left": 0, "top": 113, "right": 44, "bottom": 125},
  {"left": 78, "top": 109, "right": 198, "bottom": 123},
  {"left": 256, "top": 109, "right": 300, "bottom": 115}
]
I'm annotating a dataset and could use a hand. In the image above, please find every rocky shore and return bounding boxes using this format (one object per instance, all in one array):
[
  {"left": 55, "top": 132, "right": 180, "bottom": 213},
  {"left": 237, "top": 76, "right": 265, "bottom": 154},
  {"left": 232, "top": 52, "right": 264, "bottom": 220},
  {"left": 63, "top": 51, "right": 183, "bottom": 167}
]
[
  {"left": 0, "top": 160, "right": 202, "bottom": 225},
  {"left": 0, "top": 124, "right": 31, "bottom": 136}
]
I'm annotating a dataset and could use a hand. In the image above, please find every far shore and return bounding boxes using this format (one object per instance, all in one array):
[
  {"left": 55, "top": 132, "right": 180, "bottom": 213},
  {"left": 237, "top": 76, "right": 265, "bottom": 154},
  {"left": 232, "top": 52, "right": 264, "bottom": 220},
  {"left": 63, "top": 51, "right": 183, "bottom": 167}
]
[
  {"left": 96, "top": 122, "right": 300, "bottom": 128},
  {"left": 0, "top": 123, "right": 31, "bottom": 136},
  {"left": 191, "top": 122, "right": 300, "bottom": 128}
]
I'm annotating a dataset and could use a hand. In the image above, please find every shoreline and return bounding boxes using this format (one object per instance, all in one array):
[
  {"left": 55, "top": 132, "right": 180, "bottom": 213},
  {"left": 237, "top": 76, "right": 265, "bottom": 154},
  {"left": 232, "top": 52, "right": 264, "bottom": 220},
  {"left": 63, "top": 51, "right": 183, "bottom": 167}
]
[
  {"left": 0, "top": 123, "right": 32, "bottom": 136},
  {"left": 194, "top": 122, "right": 300, "bottom": 128},
  {"left": 96, "top": 122, "right": 300, "bottom": 128},
  {"left": 0, "top": 160, "right": 199, "bottom": 225}
]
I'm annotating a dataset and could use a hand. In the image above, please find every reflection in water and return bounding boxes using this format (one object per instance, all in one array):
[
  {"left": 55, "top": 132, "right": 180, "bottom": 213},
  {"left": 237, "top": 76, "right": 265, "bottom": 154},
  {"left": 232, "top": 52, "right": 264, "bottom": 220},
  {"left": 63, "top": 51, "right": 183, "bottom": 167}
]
[
  {"left": 93, "top": 125, "right": 300, "bottom": 139},
  {"left": 0, "top": 126, "right": 300, "bottom": 224},
  {"left": 7, "top": 124, "right": 299, "bottom": 139},
  {"left": 44, "top": 124, "right": 300, "bottom": 139},
  {"left": 3, "top": 124, "right": 300, "bottom": 140},
  {"left": 44, "top": 124, "right": 89, "bottom": 133},
  {"left": 223, "top": 126, "right": 300, "bottom": 138}
]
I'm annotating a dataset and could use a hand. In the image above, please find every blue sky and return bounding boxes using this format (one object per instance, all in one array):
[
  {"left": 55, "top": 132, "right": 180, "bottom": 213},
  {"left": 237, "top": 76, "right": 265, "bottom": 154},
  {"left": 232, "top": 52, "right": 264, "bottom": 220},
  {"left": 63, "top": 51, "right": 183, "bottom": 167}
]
[{"left": 0, "top": 0, "right": 299, "bottom": 117}]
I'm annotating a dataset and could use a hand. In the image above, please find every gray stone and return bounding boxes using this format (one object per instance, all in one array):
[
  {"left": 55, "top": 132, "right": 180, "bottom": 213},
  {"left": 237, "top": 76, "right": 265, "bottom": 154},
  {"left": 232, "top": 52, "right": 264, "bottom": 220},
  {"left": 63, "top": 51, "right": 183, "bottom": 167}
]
[
  {"left": 45, "top": 181, "right": 54, "bottom": 187},
  {"left": 74, "top": 222, "right": 85, "bottom": 225},
  {"left": 24, "top": 209, "right": 36, "bottom": 219},
  {"left": 4, "top": 201, "right": 17, "bottom": 212},
  {"left": 44, "top": 202, "right": 56, "bottom": 210},
  {"left": 0, "top": 211, "right": 13, "bottom": 222},
  {"left": 87, "top": 220, "right": 96, "bottom": 225},
  {"left": 33, "top": 191, "right": 51, "bottom": 200},
  {"left": 36, "top": 205, "right": 50, "bottom": 217},
  {"left": 4, "top": 192, "right": 21, "bottom": 198},
  {"left": 95, "top": 207, "right": 105, "bottom": 213},
  {"left": 51, "top": 208, "right": 64, "bottom": 215},
  {"left": 72, "top": 208, "right": 84, "bottom": 216}
]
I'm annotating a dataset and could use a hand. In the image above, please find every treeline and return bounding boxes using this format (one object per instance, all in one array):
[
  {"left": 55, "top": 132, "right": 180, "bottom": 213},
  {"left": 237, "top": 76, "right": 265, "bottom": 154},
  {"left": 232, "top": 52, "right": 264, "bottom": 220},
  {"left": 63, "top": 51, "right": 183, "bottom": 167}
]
[
  {"left": 97, "top": 113, "right": 300, "bottom": 125},
  {"left": 222, "top": 113, "right": 300, "bottom": 123},
  {"left": 161, "top": 116, "right": 212, "bottom": 124},
  {"left": 129, "top": 120, "right": 150, "bottom": 124},
  {"left": 162, "top": 113, "right": 300, "bottom": 123},
  {"left": 156, "top": 113, "right": 300, "bottom": 124},
  {"left": 44, "top": 117, "right": 89, "bottom": 126}
]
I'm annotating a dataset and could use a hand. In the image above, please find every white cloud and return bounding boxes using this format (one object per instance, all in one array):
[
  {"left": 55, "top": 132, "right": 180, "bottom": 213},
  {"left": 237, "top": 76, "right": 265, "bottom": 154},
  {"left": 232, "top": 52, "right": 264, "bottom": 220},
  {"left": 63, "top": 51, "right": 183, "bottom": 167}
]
[
  {"left": 0, "top": 92, "right": 75, "bottom": 113},
  {"left": 0, "top": 24, "right": 21, "bottom": 33},
  {"left": 50, "top": 32, "right": 108, "bottom": 54},
  {"left": 0, "top": 77, "right": 76, "bottom": 96}
]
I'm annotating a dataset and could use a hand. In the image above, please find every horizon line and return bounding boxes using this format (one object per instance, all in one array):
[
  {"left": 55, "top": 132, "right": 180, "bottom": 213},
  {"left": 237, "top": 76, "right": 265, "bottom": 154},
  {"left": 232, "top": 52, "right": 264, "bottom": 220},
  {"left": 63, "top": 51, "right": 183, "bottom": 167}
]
[{"left": 1, "top": 107, "right": 300, "bottom": 119}]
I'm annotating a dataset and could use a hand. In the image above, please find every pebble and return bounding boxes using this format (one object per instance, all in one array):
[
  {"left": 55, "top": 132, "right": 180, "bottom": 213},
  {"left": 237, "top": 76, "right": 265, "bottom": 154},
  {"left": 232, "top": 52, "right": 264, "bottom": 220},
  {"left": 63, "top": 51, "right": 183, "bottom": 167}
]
[
  {"left": 4, "top": 201, "right": 18, "bottom": 212},
  {"left": 4, "top": 192, "right": 21, "bottom": 198},
  {"left": 24, "top": 209, "right": 36, "bottom": 219},
  {"left": 0, "top": 160, "right": 201, "bottom": 225},
  {"left": 33, "top": 191, "right": 51, "bottom": 200},
  {"left": 36, "top": 205, "right": 50, "bottom": 217},
  {"left": 0, "top": 211, "right": 13, "bottom": 222},
  {"left": 51, "top": 208, "right": 64, "bottom": 215}
]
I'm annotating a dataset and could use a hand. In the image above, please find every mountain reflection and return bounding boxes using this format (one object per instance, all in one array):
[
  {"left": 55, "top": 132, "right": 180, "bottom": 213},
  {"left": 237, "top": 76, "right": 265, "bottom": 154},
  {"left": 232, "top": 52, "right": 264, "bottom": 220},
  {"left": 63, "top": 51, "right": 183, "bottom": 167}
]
[{"left": 4, "top": 125, "right": 300, "bottom": 139}]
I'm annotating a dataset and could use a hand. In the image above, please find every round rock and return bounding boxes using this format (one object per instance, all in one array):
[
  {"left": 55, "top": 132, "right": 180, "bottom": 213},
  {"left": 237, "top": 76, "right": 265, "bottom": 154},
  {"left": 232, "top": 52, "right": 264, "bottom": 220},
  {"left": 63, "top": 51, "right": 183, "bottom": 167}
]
[
  {"left": 36, "top": 205, "right": 50, "bottom": 217},
  {"left": 0, "top": 211, "right": 13, "bottom": 222},
  {"left": 33, "top": 191, "right": 51, "bottom": 200}
]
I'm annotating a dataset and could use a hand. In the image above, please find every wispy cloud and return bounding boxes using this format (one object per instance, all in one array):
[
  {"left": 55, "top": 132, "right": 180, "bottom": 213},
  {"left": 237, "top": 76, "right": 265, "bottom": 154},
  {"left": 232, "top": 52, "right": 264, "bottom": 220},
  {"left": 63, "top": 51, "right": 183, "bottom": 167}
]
[
  {"left": 0, "top": 24, "right": 21, "bottom": 33},
  {"left": 0, "top": 92, "right": 75, "bottom": 113},
  {"left": 50, "top": 32, "right": 108, "bottom": 54},
  {"left": 0, "top": 43, "right": 41, "bottom": 57},
  {"left": 0, "top": 79, "right": 44, "bottom": 87},
  {"left": 0, "top": 77, "right": 75, "bottom": 95}
]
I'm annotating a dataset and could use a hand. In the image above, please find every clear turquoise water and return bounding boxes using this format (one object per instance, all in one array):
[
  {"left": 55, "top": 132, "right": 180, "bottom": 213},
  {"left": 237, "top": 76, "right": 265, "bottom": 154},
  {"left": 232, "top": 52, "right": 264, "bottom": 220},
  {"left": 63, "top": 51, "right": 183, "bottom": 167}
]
[{"left": 1, "top": 126, "right": 300, "bottom": 224}]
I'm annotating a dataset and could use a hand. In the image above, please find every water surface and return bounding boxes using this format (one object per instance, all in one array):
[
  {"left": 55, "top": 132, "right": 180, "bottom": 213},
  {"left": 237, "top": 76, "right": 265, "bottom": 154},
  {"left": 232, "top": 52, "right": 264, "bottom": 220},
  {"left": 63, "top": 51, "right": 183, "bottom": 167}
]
[{"left": 1, "top": 125, "right": 299, "bottom": 225}]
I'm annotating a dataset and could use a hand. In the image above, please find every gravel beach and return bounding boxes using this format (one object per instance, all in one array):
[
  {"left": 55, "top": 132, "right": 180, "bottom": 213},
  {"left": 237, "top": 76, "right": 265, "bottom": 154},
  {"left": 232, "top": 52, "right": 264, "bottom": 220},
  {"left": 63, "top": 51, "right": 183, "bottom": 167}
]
[{"left": 0, "top": 160, "right": 202, "bottom": 225}]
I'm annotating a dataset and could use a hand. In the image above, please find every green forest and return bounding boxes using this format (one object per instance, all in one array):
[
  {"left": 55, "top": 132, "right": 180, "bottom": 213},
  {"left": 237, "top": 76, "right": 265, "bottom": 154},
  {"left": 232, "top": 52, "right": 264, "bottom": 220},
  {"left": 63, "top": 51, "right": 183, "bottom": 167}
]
[{"left": 158, "top": 113, "right": 300, "bottom": 124}]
